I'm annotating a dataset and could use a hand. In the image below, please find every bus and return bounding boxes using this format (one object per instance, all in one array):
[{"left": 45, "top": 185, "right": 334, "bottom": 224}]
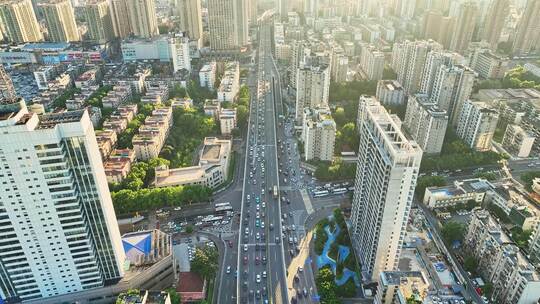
[
  {"left": 215, "top": 205, "right": 233, "bottom": 215},
  {"left": 332, "top": 188, "right": 348, "bottom": 195},
  {"left": 202, "top": 215, "right": 223, "bottom": 223},
  {"left": 313, "top": 190, "right": 329, "bottom": 198},
  {"left": 215, "top": 202, "right": 231, "bottom": 209},
  {"left": 273, "top": 185, "right": 278, "bottom": 198}
]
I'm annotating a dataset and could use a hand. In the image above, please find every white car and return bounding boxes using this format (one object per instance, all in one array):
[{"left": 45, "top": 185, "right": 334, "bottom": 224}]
[
  {"left": 244, "top": 244, "right": 248, "bottom": 252},
  {"left": 262, "top": 271, "right": 267, "bottom": 278},
  {"left": 261, "top": 222, "right": 265, "bottom": 229},
  {"left": 174, "top": 207, "right": 182, "bottom": 211},
  {"left": 256, "top": 274, "right": 261, "bottom": 283},
  {"left": 227, "top": 266, "right": 231, "bottom": 274},
  {"left": 262, "top": 202, "right": 266, "bottom": 208},
  {"left": 256, "top": 232, "right": 260, "bottom": 240}
]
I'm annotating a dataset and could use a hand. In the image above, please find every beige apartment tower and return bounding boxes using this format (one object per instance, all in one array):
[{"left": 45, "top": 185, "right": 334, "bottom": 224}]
[
  {"left": 174, "top": 0, "right": 203, "bottom": 41},
  {"left": 110, "top": 0, "right": 132, "bottom": 38},
  {"left": 482, "top": 0, "right": 509, "bottom": 50},
  {"left": 84, "top": 0, "right": 114, "bottom": 43},
  {"left": 126, "top": 0, "right": 159, "bottom": 38},
  {"left": 0, "top": 0, "right": 43, "bottom": 43},
  {"left": 39, "top": 0, "right": 80, "bottom": 42},
  {"left": 512, "top": 0, "right": 540, "bottom": 55},
  {"left": 449, "top": 2, "right": 476, "bottom": 53}
]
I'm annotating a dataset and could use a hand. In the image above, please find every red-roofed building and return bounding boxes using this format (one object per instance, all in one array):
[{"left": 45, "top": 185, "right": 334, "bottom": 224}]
[{"left": 177, "top": 272, "right": 206, "bottom": 302}]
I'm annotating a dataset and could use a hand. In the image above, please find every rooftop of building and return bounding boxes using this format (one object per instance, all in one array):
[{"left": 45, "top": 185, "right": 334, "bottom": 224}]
[
  {"left": 478, "top": 88, "right": 540, "bottom": 100},
  {"left": 117, "top": 290, "right": 171, "bottom": 304}
]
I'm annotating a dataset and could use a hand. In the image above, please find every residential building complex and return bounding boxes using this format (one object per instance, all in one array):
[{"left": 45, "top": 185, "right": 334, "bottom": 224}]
[
  {"left": 501, "top": 124, "right": 536, "bottom": 158},
  {"left": 219, "top": 108, "right": 237, "bottom": 135},
  {"left": 512, "top": 0, "right": 540, "bottom": 55},
  {"left": 403, "top": 94, "right": 448, "bottom": 154},
  {"left": 207, "top": 0, "right": 248, "bottom": 50},
  {"left": 470, "top": 48, "right": 509, "bottom": 79},
  {"left": 126, "top": 0, "right": 158, "bottom": 38},
  {"left": 449, "top": 2, "right": 476, "bottom": 53},
  {"left": 376, "top": 80, "right": 405, "bottom": 105},
  {"left": 133, "top": 107, "right": 173, "bottom": 160},
  {"left": 464, "top": 210, "right": 540, "bottom": 304},
  {"left": 0, "top": 0, "right": 43, "bottom": 43},
  {"left": 83, "top": 0, "right": 114, "bottom": 43},
  {"left": 359, "top": 45, "right": 384, "bottom": 81},
  {"left": 199, "top": 62, "right": 217, "bottom": 90},
  {"left": 351, "top": 96, "right": 422, "bottom": 281},
  {"left": 295, "top": 60, "right": 330, "bottom": 124},
  {"left": 301, "top": 107, "right": 336, "bottom": 161},
  {"left": 482, "top": 0, "right": 509, "bottom": 50},
  {"left": 109, "top": 0, "right": 131, "bottom": 38},
  {"left": 174, "top": 0, "right": 203, "bottom": 43},
  {"left": 39, "top": 0, "right": 80, "bottom": 42},
  {"left": 456, "top": 100, "right": 499, "bottom": 152},
  {"left": 217, "top": 61, "right": 240, "bottom": 102}
]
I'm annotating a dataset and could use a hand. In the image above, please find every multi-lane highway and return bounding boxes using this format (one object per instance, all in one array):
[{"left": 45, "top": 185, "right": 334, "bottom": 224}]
[{"left": 234, "top": 23, "right": 289, "bottom": 304}]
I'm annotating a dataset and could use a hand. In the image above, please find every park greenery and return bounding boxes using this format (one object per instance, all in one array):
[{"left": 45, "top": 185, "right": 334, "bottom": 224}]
[
  {"left": 329, "top": 80, "right": 377, "bottom": 102},
  {"left": 313, "top": 159, "right": 356, "bottom": 181},
  {"left": 314, "top": 209, "right": 359, "bottom": 303},
  {"left": 440, "top": 221, "right": 466, "bottom": 245},
  {"left": 160, "top": 107, "right": 218, "bottom": 168},
  {"left": 191, "top": 246, "right": 219, "bottom": 280},
  {"left": 473, "top": 171, "right": 498, "bottom": 181},
  {"left": 51, "top": 87, "right": 81, "bottom": 109},
  {"left": 474, "top": 65, "right": 540, "bottom": 92},
  {"left": 420, "top": 129, "right": 503, "bottom": 172},
  {"left": 520, "top": 171, "right": 540, "bottom": 192}
]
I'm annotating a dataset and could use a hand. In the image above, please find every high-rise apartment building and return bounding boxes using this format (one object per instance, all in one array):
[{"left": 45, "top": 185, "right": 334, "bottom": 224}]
[
  {"left": 404, "top": 94, "right": 448, "bottom": 154},
  {"left": 0, "top": 66, "right": 17, "bottom": 103},
  {"left": 39, "top": 0, "right": 80, "bottom": 42},
  {"left": 301, "top": 107, "right": 336, "bottom": 161},
  {"left": 207, "top": 0, "right": 249, "bottom": 50},
  {"left": 289, "top": 41, "right": 310, "bottom": 89},
  {"left": 174, "top": 0, "right": 202, "bottom": 42},
  {"left": 465, "top": 210, "right": 540, "bottom": 304},
  {"left": 84, "top": 0, "right": 114, "bottom": 43},
  {"left": 449, "top": 2, "right": 476, "bottom": 53},
  {"left": 126, "top": 0, "right": 159, "bottom": 38},
  {"left": 512, "top": 0, "right": 540, "bottom": 55},
  {"left": 456, "top": 100, "right": 499, "bottom": 151},
  {"left": 421, "top": 11, "right": 455, "bottom": 48},
  {"left": 470, "top": 48, "right": 509, "bottom": 79},
  {"left": 530, "top": 222, "right": 540, "bottom": 267},
  {"left": 110, "top": 0, "right": 131, "bottom": 38},
  {"left": 392, "top": 40, "right": 442, "bottom": 94},
  {"left": 0, "top": 100, "right": 125, "bottom": 302},
  {"left": 429, "top": 64, "right": 475, "bottom": 126},
  {"left": 501, "top": 124, "right": 535, "bottom": 158},
  {"left": 376, "top": 80, "right": 405, "bottom": 105},
  {"left": 351, "top": 96, "right": 422, "bottom": 281},
  {"left": 482, "top": 0, "right": 509, "bottom": 50},
  {"left": 419, "top": 50, "right": 463, "bottom": 97},
  {"left": 295, "top": 60, "right": 330, "bottom": 124},
  {"left": 0, "top": 0, "right": 43, "bottom": 43},
  {"left": 248, "top": 0, "right": 257, "bottom": 25},
  {"left": 360, "top": 44, "right": 385, "bottom": 81}
]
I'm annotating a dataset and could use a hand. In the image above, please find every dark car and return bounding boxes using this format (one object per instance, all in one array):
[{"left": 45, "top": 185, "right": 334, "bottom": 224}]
[{"left": 243, "top": 256, "right": 248, "bottom": 265}]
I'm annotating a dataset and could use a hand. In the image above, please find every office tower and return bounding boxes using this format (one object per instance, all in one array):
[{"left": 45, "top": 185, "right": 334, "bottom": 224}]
[
  {"left": 84, "top": 0, "right": 114, "bottom": 43},
  {"left": 301, "top": 107, "right": 336, "bottom": 161},
  {"left": 429, "top": 64, "right": 474, "bottom": 126},
  {"left": 0, "top": 101, "right": 125, "bottom": 302},
  {"left": 419, "top": 50, "right": 463, "bottom": 97},
  {"left": 482, "top": 0, "right": 509, "bottom": 50},
  {"left": 0, "top": 0, "right": 43, "bottom": 43},
  {"left": 359, "top": 45, "right": 385, "bottom": 81},
  {"left": 449, "top": 2, "right": 476, "bottom": 53},
  {"left": 110, "top": 0, "right": 131, "bottom": 38},
  {"left": 456, "top": 100, "right": 499, "bottom": 151},
  {"left": 295, "top": 60, "right": 330, "bottom": 124},
  {"left": 376, "top": 80, "right": 405, "bottom": 105},
  {"left": 404, "top": 94, "right": 448, "bottom": 154},
  {"left": 126, "top": 0, "right": 159, "bottom": 38},
  {"left": 174, "top": 0, "right": 203, "bottom": 42},
  {"left": 512, "top": 0, "right": 540, "bottom": 55},
  {"left": 392, "top": 40, "right": 442, "bottom": 94},
  {"left": 208, "top": 0, "right": 248, "bottom": 50},
  {"left": 0, "top": 66, "right": 17, "bottom": 102},
  {"left": 39, "top": 0, "right": 80, "bottom": 42},
  {"left": 351, "top": 96, "right": 422, "bottom": 281}
]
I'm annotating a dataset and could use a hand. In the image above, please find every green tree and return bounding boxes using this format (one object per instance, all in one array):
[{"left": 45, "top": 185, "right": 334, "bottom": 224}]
[
  {"left": 520, "top": 171, "right": 540, "bottom": 192},
  {"left": 463, "top": 256, "right": 478, "bottom": 272},
  {"left": 441, "top": 221, "right": 466, "bottom": 244},
  {"left": 415, "top": 176, "right": 446, "bottom": 199},
  {"left": 191, "top": 247, "right": 219, "bottom": 279},
  {"left": 185, "top": 225, "right": 194, "bottom": 234},
  {"left": 166, "top": 288, "right": 182, "bottom": 304}
]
